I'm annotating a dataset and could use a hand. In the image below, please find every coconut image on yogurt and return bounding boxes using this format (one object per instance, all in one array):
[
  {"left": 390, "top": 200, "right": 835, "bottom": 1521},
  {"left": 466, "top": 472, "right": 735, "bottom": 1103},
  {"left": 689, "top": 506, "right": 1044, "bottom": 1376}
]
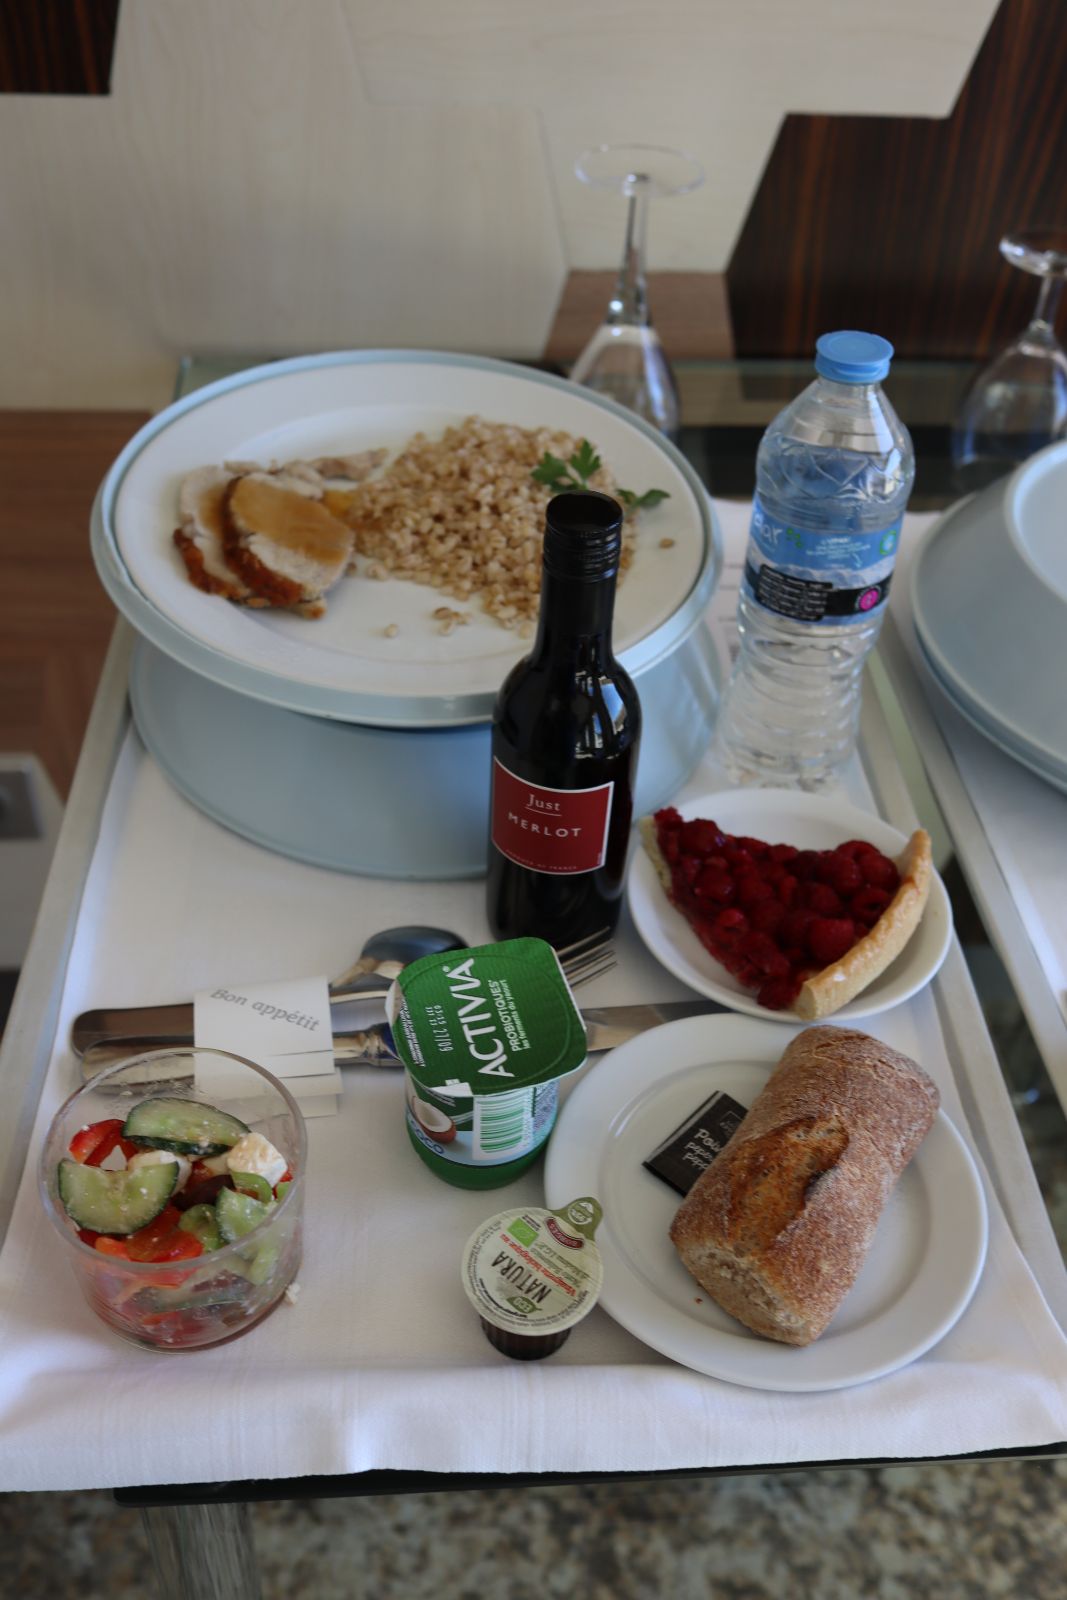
[{"left": 407, "top": 1089, "right": 457, "bottom": 1145}]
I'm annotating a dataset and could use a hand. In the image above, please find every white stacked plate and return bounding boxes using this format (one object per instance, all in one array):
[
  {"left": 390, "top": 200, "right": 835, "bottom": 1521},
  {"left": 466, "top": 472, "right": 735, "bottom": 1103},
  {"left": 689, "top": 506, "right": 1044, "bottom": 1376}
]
[
  {"left": 910, "top": 440, "right": 1067, "bottom": 797},
  {"left": 93, "top": 351, "right": 724, "bottom": 877}
]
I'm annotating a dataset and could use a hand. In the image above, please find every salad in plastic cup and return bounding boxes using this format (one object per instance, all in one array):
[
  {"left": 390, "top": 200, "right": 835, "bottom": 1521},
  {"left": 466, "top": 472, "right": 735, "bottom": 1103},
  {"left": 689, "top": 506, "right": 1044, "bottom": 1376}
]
[{"left": 38, "top": 1048, "right": 306, "bottom": 1352}]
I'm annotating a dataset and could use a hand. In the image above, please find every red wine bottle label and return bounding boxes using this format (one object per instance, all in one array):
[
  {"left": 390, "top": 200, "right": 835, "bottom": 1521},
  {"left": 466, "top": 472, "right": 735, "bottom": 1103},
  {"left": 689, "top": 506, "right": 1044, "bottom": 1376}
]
[{"left": 491, "top": 760, "right": 614, "bottom": 875}]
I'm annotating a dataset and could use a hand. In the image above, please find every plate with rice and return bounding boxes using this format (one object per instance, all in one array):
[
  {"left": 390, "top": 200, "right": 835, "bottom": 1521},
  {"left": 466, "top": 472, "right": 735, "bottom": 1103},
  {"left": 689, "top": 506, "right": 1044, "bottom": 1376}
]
[{"left": 95, "top": 350, "right": 720, "bottom": 725}]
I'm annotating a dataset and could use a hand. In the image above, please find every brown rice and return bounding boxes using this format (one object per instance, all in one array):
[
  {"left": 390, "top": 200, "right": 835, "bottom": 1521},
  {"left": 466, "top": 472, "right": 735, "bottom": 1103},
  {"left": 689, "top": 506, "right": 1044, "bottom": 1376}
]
[{"left": 325, "top": 416, "right": 635, "bottom": 628}]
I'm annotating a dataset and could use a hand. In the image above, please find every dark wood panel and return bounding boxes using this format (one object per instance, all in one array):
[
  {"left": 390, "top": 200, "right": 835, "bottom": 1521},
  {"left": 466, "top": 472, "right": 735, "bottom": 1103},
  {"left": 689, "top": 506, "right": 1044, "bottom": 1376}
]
[
  {"left": 726, "top": 0, "right": 1067, "bottom": 359},
  {"left": 0, "top": 0, "right": 121, "bottom": 95},
  {"left": 0, "top": 410, "right": 146, "bottom": 797}
]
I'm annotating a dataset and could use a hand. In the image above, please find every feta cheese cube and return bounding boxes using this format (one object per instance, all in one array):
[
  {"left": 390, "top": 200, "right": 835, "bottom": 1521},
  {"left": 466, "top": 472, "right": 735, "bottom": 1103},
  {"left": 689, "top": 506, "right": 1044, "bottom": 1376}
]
[
  {"left": 225, "top": 1132, "right": 288, "bottom": 1188},
  {"left": 127, "top": 1149, "right": 192, "bottom": 1190}
]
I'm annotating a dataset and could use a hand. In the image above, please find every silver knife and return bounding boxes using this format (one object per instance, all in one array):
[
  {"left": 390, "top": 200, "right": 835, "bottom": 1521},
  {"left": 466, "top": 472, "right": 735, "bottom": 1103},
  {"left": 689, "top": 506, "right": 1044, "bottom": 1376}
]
[{"left": 77, "top": 998, "right": 722, "bottom": 1078}]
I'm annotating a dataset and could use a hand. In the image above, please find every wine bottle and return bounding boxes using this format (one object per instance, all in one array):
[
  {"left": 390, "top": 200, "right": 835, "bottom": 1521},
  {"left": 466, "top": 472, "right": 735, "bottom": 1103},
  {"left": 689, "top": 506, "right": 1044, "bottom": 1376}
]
[{"left": 486, "top": 489, "right": 641, "bottom": 947}]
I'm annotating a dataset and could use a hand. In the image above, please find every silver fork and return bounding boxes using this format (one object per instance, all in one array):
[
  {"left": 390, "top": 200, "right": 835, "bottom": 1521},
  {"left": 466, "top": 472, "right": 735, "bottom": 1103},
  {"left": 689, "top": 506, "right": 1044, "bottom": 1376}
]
[{"left": 556, "top": 928, "right": 617, "bottom": 988}]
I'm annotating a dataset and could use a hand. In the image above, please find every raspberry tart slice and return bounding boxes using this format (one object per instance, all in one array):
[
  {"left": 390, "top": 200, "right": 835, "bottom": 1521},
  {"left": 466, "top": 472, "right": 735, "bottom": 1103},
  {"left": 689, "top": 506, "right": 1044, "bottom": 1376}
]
[{"left": 639, "top": 808, "right": 933, "bottom": 1018}]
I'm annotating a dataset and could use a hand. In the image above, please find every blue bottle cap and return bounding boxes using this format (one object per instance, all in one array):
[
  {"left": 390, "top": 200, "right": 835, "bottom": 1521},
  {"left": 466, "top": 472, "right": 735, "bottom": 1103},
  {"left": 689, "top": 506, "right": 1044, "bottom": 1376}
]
[{"left": 814, "top": 330, "right": 894, "bottom": 383}]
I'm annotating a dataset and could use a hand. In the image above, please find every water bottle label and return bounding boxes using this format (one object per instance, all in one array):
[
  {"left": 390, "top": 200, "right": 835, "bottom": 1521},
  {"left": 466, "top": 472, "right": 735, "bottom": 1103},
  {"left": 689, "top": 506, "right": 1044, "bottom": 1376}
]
[
  {"left": 490, "top": 760, "right": 614, "bottom": 875},
  {"left": 742, "top": 497, "right": 901, "bottom": 625}
]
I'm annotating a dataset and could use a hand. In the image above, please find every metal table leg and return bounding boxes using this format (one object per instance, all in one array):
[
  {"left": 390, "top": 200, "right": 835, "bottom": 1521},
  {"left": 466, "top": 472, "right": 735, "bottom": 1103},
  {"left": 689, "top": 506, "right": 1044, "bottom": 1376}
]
[{"left": 142, "top": 1501, "right": 262, "bottom": 1600}]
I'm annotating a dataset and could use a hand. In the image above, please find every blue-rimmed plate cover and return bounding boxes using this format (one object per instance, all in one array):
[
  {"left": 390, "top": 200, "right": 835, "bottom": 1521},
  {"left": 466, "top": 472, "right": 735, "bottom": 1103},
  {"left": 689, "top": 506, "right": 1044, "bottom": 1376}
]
[{"left": 96, "top": 351, "right": 721, "bottom": 727}]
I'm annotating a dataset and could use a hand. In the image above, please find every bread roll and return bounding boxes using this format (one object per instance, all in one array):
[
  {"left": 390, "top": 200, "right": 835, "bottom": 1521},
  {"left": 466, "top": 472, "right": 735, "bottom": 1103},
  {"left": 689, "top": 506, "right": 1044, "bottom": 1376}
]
[{"left": 669, "top": 1027, "right": 940, "bottom": 1345}]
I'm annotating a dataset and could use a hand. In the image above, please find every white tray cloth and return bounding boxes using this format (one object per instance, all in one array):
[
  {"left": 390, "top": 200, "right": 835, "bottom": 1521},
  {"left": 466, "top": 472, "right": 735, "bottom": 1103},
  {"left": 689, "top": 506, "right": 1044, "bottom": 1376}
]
[{"left": 0, "top": 505, "right": 1065, "bottom": 1492}]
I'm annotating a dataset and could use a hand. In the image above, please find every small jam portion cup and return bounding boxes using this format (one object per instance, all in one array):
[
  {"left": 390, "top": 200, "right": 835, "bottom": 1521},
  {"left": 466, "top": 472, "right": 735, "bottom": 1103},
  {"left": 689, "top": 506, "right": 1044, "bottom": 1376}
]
[
  {"left": 461, "top": 1197, "right": 604, "bottom": 1360},
  {"left": 39, "top": 1048, "right": 306, "bottom": 1352}
]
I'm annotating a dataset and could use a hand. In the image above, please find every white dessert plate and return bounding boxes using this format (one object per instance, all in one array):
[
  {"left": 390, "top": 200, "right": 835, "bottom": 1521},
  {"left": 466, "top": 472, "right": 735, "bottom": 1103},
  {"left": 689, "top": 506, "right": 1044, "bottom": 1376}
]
[
  {"left": 627, "top": 789, "right": 952, "bottom": 1022},
  {"left": 97, "top": 350, "right": 720, "bottom": 726},
  {"left": 544, "top": 1014, "right": 987, "bottom": 1392}
]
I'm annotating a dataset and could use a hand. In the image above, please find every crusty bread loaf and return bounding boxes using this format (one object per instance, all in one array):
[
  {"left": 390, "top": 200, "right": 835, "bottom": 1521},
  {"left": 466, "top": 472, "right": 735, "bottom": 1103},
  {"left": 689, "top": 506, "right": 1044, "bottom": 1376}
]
[{"left": 669, "top": 1027, "right": 939, "bottom": 1345}]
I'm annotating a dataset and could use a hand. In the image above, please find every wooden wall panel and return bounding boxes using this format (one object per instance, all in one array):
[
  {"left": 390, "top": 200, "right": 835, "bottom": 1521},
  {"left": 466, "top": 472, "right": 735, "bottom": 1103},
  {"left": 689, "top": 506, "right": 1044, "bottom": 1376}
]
[
  {"left": 0, "top": 411, "right": 144, "bottom": 797},
  {"left": 0, "top": 0, "right": 121, "bottom": 95},
  {"left": 725, "top": 0, "right": 1067, "bottom": 360}
]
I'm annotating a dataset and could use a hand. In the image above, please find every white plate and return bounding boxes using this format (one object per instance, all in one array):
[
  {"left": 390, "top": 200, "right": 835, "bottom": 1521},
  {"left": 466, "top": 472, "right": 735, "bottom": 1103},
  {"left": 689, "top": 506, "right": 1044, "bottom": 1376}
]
[
  {"left": 628, "top": 789, "right": 952, "bottom": 1021},
  {"left": 915, "top": 629, "right": 1067, "bottom": 798},
  {"left": 544, "top": 1015, "right": 987, "bottom": 1391},
  {"left": 98, "top": 351, "right": 720, "bottom": 726},
  {"left": 911, "top": 452, "right": 1067, "bottom": 777}
]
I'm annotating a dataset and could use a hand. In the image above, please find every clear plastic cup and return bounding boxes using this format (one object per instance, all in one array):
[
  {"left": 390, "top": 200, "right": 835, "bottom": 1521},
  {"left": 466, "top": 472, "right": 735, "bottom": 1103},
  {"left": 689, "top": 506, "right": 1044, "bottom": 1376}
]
[{"left": 38, "top": 1048, "right": 306, "bottom": 1352}]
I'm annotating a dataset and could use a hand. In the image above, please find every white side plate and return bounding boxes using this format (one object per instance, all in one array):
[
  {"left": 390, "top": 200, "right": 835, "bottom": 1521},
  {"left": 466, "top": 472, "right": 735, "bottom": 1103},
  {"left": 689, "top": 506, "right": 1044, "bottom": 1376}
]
[{"left": 545, "top": 1014, "right": 987, "bottom": 1392}]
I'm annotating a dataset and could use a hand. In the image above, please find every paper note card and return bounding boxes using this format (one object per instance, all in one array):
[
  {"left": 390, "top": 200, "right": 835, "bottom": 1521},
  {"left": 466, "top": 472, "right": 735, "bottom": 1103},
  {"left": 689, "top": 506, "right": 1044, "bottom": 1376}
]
[{"left": 194, "top": 976, "right": 335, "bottom": 1085}]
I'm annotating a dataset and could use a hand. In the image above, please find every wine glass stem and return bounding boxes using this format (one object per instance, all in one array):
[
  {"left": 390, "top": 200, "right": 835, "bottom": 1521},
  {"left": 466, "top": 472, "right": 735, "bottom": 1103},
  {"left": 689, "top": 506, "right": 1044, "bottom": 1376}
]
[
  {"left": 607, "top": 179, "right": 651, "bottom": 329},
  {"left": 1032, "top": 275, "right": 1064, "bottom": 331}
]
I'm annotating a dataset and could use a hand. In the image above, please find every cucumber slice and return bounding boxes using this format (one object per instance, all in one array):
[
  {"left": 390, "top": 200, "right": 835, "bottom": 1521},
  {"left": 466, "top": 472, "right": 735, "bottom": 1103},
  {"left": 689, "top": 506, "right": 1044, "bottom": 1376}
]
[
  {"left": 57, "top": 1157, "right": 177, "bottom": 1236},
  {"left": 245, "top": 1240, "right": 279, "bottom": 1287},
  {"left": 123, "top": 1097, "right": 249, "bottom": 1157},
  {"left": 231, "top": 1171, "right": 273, "bottom": 1205},
  {"left": 216, "top": 1186, "right": 273, "bottom": 1243},
  {"left": 178, "top": 1203, "right": 224, "bottom": 1252}
]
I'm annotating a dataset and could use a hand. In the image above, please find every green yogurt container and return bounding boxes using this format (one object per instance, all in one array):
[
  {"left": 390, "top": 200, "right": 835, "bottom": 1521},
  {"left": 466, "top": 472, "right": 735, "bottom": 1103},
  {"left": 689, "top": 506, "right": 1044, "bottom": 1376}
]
[{"left": 386, "top": 938, "right": 588, "bottom": 1190}]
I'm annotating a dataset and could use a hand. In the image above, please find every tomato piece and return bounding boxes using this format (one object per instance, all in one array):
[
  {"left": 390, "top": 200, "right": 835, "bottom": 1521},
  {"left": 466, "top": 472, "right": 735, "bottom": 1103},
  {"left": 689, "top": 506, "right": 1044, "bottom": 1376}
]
[
  {"left": 69, "top": 1118, "right": 126, "bottom": 1166},
  {"left": 77, "top": 1227, "right": 100, "bottom": 1246},
  {"left": 124, "top": 1205, "right": 184, "bottom": 1262},
  {"left": 148, "top": 1232, "right": 204, "bottom": 1263},
  {"left": 94, "top": 1236, "right": 131, "bottom": 1258},
  {"left": 137, "top": 1307, "right": 210, "bottom": 1341}
]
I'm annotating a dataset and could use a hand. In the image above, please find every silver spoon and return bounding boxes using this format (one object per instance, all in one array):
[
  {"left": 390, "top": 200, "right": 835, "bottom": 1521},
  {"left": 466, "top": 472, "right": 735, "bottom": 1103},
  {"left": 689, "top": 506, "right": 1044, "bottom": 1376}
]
[
  {"left": 327, "top": 925, "right": 467, "bottom": 1005},
  {"left": 70, "top": 924, "right": 467, "bottom": 1058}
]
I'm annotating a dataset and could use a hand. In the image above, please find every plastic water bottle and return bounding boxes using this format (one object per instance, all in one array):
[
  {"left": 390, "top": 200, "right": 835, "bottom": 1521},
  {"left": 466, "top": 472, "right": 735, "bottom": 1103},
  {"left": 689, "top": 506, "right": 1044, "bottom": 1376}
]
[{"left": 712, "top": 330, "right": 915, "bottom": 789}]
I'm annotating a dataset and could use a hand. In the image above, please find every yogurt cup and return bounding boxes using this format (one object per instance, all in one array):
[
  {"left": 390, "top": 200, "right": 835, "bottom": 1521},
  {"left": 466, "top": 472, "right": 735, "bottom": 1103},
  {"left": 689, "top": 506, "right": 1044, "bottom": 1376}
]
[
  {"left": 461, "top": 1196, "right": 604, "bottom": 1359},
  {"left": 387, "top": 938, "right": 588, "bottom": 1190}
]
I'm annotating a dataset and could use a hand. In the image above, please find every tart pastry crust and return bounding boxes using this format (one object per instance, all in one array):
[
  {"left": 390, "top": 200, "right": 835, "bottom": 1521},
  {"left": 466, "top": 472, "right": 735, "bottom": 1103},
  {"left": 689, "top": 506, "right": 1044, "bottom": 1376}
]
[{"left": 639, "top": 815, "right": 932, "bottom": 1019}]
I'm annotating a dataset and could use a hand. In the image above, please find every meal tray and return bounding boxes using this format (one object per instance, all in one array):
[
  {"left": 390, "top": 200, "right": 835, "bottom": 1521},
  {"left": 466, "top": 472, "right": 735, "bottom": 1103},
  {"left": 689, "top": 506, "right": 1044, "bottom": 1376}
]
[{"left": 0, "top": 517, "right": 1064, "bottom": 1492}]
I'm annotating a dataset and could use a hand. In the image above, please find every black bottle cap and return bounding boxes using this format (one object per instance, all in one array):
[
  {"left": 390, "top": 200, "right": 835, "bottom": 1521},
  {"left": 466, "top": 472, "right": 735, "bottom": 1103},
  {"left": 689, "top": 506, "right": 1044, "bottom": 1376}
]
[{"left": 543, "top": 491, "right": 623, "bottom": 580}]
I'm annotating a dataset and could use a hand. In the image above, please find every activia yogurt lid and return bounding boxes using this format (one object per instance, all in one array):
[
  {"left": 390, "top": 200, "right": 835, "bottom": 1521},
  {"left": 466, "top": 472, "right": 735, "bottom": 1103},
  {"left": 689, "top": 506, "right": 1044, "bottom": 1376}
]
[
  {"left": 462, "top": 1196, "right": 604, "bottom": 1340},
  {"left": 386, "top": 938, "right": 588, "bottom": 1095}
]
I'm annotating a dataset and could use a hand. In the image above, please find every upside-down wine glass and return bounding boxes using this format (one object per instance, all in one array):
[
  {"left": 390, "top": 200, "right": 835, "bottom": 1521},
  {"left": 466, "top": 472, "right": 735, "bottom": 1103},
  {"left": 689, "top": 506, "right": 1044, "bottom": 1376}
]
[
  {"left": 569, "top": 144, "right": 705, "bottom": 441},
  {"left": 951, "top": 226, "right": 1067, "bottom": 493}
]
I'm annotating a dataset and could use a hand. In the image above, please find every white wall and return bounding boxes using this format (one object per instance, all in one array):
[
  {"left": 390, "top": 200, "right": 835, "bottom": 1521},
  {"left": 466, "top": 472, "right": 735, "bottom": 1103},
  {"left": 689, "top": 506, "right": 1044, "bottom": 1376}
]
[{"left": 0, "top": 0, "right": 997, "bottom": 410}]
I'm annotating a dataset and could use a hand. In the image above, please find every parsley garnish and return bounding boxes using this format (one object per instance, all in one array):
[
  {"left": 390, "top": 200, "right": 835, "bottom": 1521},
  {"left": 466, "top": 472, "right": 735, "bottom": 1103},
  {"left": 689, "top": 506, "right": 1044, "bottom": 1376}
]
[{"left": 531, "top": 440, "right": 669, "bottom": 514}]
